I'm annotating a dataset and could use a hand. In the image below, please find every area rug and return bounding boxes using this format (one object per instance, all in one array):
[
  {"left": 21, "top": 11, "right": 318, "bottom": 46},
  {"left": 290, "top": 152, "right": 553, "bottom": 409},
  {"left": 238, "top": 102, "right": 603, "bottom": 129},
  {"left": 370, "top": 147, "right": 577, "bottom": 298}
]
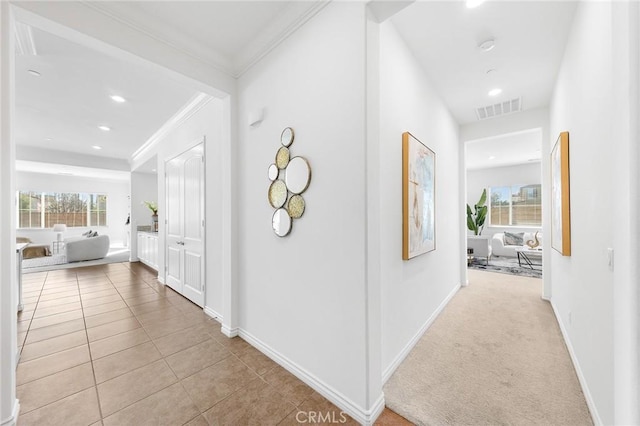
[
  {"left": 384, "top": 270, "right": 592, "bottom": 426},
  {"left": 23, "top": 247, "right": 130, "bottom": 273},
  {"left": 468, "top": 255, "right": 542, "bottom": 279}
]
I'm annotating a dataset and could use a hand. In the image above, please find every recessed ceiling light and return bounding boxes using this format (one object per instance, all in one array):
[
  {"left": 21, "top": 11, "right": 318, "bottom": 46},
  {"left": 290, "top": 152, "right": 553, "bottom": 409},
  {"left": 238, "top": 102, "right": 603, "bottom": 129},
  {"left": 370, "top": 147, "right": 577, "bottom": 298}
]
[
  {"left": 110, "top": 95, "right": 126, "bottom": 103},
  {"left": 466, "top": 0, "right": 486, "bottom": 8},
  {"left": 488, "top": 156, "right": 496, "bottom": 160},
  {"left": 151, "top": 168, "right": 157, "bottom": 172},
  {"left": 478, "top": 39, "right": 495, "bottom": 52},
  {"left": 27, "top": 69, "right": 41, "bottom": 77},
  {"left": 488, "top": 88, "right": 502, "bottom": 97},
  {"left": 92, "top": 145, "right": 103, "bottom": 150},
  {"left": 45, "top": 137, "right": 52, "bottom": 141},
  {"left": 98, "top": 125, "right": 111, "bottom": 131}
]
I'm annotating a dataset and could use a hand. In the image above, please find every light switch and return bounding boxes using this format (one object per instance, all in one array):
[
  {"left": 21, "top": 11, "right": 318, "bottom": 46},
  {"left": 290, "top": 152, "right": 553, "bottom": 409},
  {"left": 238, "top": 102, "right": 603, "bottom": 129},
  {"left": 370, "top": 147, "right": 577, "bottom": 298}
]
[{"left": 607, "top": 248, "right": 614, "bottom": 271}]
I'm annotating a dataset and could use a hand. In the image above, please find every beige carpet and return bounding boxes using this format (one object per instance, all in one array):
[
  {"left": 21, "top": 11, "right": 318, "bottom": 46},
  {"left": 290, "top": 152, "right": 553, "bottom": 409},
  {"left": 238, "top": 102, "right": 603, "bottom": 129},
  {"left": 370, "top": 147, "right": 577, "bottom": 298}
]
[{"left": 384, "top": 270, "right": 593, "bottom": 426}]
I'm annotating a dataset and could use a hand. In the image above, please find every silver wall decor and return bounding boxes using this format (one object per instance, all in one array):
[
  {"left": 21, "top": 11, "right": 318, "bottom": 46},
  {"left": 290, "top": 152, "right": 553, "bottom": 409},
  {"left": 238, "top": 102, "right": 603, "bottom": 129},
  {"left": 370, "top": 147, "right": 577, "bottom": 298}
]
[{"left": 268, "top": 127, "right": 312, "bottom": 237}]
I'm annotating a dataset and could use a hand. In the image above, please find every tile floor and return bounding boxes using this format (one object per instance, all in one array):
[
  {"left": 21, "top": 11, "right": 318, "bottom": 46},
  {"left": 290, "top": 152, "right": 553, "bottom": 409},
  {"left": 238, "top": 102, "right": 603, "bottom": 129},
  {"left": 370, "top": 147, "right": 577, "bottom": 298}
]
[{"left": 16, "top": 261, "right": 409, "bottom": 426}]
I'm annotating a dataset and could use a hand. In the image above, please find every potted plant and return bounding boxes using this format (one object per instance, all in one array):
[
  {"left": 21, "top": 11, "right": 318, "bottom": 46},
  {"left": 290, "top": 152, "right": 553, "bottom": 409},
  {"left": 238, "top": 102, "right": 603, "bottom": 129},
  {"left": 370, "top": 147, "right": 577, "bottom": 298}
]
[
  {"left": 144, "top": 201, "right": 158, "bottom": 231},
  {"left": 466, "top": 189, "right": 487, "bottom": 236}
]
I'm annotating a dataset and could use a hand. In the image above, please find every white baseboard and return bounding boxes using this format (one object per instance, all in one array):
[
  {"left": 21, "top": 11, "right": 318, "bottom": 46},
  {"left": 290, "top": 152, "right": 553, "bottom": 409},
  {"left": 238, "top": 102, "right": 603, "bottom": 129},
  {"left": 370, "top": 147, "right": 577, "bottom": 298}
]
[
  {"left": 1, "top": 399, "right": 19, "bottom": 426},
  {"left": 221, "top": 325, "right": 239, "bottom": 338},
  {"left": 382, "top": 283, "right": 461, "bottom": 384},
  {"left": 240, "top": 328, "right": 384, "bottom": 425},
  {"left": 203, "top": 306, "right": 223, "bottom": 323},
  {"left": 156, "top": 275, "right": 165, "bottom": 285},
  {"left": 549, "top": 300, "right": 602, "bottom": 426}
]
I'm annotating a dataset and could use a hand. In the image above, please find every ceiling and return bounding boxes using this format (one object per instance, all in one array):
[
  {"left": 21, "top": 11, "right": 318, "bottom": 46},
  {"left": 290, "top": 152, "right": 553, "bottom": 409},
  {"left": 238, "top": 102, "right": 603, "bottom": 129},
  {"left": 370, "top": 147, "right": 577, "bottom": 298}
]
[
  {"left": 14, "top": 1, "right": 578, "bottom": 177},
  {"left": 466, "top": 129, "right": 541, "bottom": 170},
  {"left": 391, "top": 1, "right": 577, "bottom": 124}
]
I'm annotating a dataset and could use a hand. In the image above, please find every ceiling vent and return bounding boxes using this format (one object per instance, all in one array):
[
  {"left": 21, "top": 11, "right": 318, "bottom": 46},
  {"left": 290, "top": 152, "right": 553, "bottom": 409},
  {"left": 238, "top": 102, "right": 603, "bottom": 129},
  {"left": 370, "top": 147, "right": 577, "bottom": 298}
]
[{"left": 475, "top": 97, "right": 522, "bottom": 120}]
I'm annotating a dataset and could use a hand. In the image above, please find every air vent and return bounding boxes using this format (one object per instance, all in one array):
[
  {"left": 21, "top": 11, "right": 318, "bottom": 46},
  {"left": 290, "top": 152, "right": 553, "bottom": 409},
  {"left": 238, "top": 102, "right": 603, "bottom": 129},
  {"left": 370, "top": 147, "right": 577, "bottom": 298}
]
[{"left": 475, "top": 97, "right": 522, "bottom": 121}]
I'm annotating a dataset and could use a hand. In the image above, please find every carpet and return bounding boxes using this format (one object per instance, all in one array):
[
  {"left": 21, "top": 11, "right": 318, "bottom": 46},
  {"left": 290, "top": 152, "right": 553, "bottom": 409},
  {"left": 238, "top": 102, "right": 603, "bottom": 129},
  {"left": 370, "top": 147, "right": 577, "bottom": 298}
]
[
  {"left": 23, "top": 247, "right": 131, "bottom": 273},
  {"left": 468, "top": 255, "right": 542, "bottom": 279},
  {"left": 384, "top": 269, "right": 592, "bottom": 426}
]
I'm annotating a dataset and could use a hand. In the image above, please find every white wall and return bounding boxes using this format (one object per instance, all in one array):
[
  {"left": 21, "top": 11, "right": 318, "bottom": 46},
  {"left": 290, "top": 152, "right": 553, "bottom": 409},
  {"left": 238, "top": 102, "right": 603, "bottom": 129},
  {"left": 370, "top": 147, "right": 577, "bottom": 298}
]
[
  {"left": 466, "top": 162, "right": 541, "bottom": 240},
  {"left": 15, "top": 171, "right": 129, "bottom": 245},
  {"left": 377, "top": 21, "right": 462, "bottom": 379},
  {"left": 549, "top": 2, "right": 639, "bottom": 424},
  {"left": 236, "top": 2, "right": 373, "bottom": 420}
]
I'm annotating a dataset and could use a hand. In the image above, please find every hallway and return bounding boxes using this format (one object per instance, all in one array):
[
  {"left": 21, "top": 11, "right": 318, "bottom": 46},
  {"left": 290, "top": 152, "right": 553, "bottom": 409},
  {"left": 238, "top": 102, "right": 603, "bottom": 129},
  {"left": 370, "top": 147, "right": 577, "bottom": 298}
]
[
  {"left": 15, "top": 262, "right": 357, "bottom": 425},
  {"left": 384, "top": 270, "right": 592, "bottom": 425}
]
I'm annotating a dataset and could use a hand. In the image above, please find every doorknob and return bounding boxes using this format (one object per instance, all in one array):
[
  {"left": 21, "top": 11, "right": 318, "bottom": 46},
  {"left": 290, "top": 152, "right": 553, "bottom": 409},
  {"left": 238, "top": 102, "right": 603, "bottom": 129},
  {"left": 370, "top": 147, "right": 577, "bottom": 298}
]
[{"left": 177, "top": 241, "right": 185, "bottom": 245}]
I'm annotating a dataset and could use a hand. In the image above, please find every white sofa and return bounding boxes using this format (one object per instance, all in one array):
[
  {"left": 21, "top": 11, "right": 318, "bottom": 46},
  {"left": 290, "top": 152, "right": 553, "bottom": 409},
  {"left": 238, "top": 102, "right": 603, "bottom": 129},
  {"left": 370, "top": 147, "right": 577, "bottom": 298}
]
[
  {"left": 492, "top": 232, "right": 542, "bottom": 257},
  {"left": 65, "top": 234, "right": 110, "bottom": 262}
]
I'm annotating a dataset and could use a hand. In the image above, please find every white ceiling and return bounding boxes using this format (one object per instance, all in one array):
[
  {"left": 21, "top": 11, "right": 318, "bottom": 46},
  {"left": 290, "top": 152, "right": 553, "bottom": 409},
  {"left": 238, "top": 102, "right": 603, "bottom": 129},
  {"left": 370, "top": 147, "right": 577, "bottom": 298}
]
[
  {"left": 465, "top": 129, "right": 541, "bottom": 170},
  {"left": 391, "top": 1, "right": 577, "bottom": 124}
]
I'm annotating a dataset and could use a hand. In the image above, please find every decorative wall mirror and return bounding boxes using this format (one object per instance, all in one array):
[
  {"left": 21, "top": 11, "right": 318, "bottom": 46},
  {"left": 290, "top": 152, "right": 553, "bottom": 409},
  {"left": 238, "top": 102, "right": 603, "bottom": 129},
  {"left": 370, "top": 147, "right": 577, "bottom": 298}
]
[
  {"left": 281, "top": 127, "right": 294, "bottom": 147},
  {"left": 272, "top": 208, "right": 292, "bottom": 237}
]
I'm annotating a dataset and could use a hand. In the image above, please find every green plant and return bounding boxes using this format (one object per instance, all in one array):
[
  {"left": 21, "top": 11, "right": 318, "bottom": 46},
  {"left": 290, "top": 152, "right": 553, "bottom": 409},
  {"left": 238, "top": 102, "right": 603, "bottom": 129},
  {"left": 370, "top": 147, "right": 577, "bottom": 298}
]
[
  {"left": 143, "top": 201, "right": 158, "bottom": 215},
  {"left": 466, "top": 189, "right": 487, "bottom": 235}
]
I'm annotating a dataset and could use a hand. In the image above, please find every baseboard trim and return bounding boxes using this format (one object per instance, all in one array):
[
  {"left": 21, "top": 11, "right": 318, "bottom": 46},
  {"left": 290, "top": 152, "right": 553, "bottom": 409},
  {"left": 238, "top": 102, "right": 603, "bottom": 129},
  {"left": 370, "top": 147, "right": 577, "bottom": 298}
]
[
  {"left": 156, "top": 275, "right": 165, "bottom": 285},
  {"left": 549, "top": 300, "right": 602, "bottom": 426},
  {"left": 240, "top": 328, "right": 384, "bottom": 425},
  {"left": 221, "top": 325, "right": 239, "bottom": 338},
  {"left": 382, "top": 283, "right": 461, "bottom": 384},
  {"left": 203, "top": 306, "right": 223, "bottom": 323},
  {"left": 1, "top": 399, "right": 20, "bottom": 426}
]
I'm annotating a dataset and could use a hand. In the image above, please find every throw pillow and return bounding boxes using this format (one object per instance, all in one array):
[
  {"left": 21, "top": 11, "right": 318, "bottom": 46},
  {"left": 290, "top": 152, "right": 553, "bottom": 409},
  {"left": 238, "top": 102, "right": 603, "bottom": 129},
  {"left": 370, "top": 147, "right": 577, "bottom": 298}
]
[
  {"left": 504, "top": 231, "right": 524, "bottom": 246},
  {"left": 89, "top": 231, "right": 99, "bottom": 237},
  {"left": 82, "top": 230, "right": 92, "bottom": 236}
]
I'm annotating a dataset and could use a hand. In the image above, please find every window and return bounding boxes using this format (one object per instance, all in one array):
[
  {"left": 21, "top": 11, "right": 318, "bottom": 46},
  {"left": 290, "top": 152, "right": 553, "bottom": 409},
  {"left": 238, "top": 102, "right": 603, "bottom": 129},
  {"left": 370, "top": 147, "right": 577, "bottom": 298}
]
[
  {"left": 489, "top": 184, "right": 541, "bottom": 226},
  {"left": 17, "top": 191, "right": 108, "bottom": 228}
]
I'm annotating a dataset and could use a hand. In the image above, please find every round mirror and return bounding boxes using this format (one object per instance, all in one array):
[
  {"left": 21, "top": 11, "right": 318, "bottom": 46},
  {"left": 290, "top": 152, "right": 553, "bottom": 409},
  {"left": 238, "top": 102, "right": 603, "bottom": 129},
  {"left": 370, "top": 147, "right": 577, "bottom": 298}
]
[
  {"left": 268, "top": 164, "right": 278, "bottom": 181},
  {"left": 287, "top": 194, "right": 305, "bottom": 219},
  {"left": 281, "top": 127, "right": 294, "bottom": 147},
  {"left": 268, "top": 180, "right": 287, "bottom": 208},
  {"left": 272, "top": 208, "right": 292, "bottom": 237},
  {"left": 276, "top": 147, "right": 290, "bottom": 169},
  {"left": 285, "top": 156, "right": 311, "bottom": 194}
]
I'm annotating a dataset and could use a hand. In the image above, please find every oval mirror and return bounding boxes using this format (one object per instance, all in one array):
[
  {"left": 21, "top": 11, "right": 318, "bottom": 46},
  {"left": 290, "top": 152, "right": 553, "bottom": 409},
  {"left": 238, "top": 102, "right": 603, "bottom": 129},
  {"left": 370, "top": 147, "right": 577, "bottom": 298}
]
[
  {"left": 281, "top": 127, "right": 294, "bottom": 147},
  {"left": 287, "top": 194, "right": 305, "bottom": 219},
  {"left": 285, "top": 157, "right": 311, "bottom": 194},
  {"left": 268, "top": 164, "right": 278, "bottom": 181},
  {"left": 276, "top": 147, "right": 290, "bottom": 169},
  {"left": 272, "top": 208, "right": 292, "bottom": 237},
  {"left": 268, "top": 180, "right": 287, "bottom": 208}
]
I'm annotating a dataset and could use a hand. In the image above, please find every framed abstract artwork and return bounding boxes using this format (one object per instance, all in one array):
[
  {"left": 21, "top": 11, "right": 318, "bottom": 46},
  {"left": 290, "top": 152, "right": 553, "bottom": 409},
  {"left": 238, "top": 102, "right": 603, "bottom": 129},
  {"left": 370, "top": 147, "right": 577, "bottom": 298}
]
[
  {"left": 402, "top": 132, "right": 436, "bottom": 260},
  {"left": 551, "top": 131, "right": 571, "bottom": 256}
]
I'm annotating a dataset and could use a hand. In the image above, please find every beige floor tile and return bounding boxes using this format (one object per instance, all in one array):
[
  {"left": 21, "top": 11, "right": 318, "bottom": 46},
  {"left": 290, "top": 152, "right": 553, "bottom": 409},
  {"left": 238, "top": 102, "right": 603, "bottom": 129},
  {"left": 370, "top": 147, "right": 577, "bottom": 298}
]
[
  {"left": 128, "top": 299, "right": 174, "bottom": 316},
  {"left": 80, "top": 288, "right": 120, "bottom": 300},
  {"left": 134, "top": 306, "right": 183, "bottom": 326},
  {"left": 18, "top": 320, "right": 31, "bottom": 333},
  {"left": 203, "top": 378, "right": 296, "bottom": 426},
  {"left": 84, "top": 307, "right": 134, "bottom": 329},
  {"left": 17, "top": 363, "right": 95, "bottom": 414},
  {"left": 102, "top": 382, "right": 199, "bottom": 426},
  {"left": 82, "top": 300, "right": 128, "bottom": 317},
  {"left": 165, "top": 339, "right": 231, "bottom": 379},
  {"left": 20, "top": 330, "right": 87, "bottom": 362},
  {"left": 142, "top": 313, "right": 204, "bottom": 340},
  {"left": 25, "top": 319, "right": 85, "bottom": 344},
  {"left": 18, "top": 331, "right": 27, "bottom": 348},
  {"left": 29, "top": 309, "right": 83, "bottom": 330},
  {"left": 117, "top": 287, "right": 157, "bottom": 299},
  {"left": 180, "top": 356, "right": 259, "bottom": 412},
  {"left": 18, "top": 387, "right": 101, "bottom": 426},
  {"left": 89, "top": 328, "right": 150, "bottom": 360},
  {"left": 17, "top": 309, "right": 34, "bottom": 322},
  {"left": 183, "top": 415, "right": 208, "bottom": 426},
  {"left": 124, "top": 293, "right": 165, "bottom": 307},
  {"left": 282, "top": 392, "right": 358, "bottom": 426},
  {"left": 81, "top": 294, "right": 123, "bottom": 308},
  {"left": 93, "top": 341, "right": 162, "bottom": 383},
  {"left": 263, "top": 365, "right": 315, "bottom": 407},
  {"left": 97, "top": 359, "right": 177, "bottom": 417},
  {"left": 33, "top": 301, "right": 82, "bottom": 319},
  {"left": 36, "top": 294, "right": 80, "bottom": 307},
  {"left": 38, "top": 289, "right": 79, "bottom": 301},
  {"left": 153, "top": 325, "right": 212, "bottom": 357},
  {"left": 79, "top": 283, "right": 116, "bottom": 294},
  {"left": 236, "top": 346, "right": 279, "bottom": 376},
  {"left": 87, "top": 317, "right": 141, "bottom": 342},
  {"left": 17, "top": 344, "right": 91, "bottom": 385},
  {"left": 214, "top": 335, "right": 252, "bottom": 354}
]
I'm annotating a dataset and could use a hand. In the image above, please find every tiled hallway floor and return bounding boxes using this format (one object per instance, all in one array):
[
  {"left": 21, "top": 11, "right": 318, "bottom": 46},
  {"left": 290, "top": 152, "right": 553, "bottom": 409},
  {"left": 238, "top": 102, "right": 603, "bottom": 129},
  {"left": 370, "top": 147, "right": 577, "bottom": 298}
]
[{"left": 16, "top": 262, "right": 380, "bottom": 426}]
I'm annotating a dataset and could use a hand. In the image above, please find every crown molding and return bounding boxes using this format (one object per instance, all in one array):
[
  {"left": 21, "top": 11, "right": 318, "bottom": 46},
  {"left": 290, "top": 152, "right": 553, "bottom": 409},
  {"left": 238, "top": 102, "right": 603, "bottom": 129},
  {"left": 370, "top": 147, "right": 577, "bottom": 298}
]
[{"left": 131, "top": 93, "right": 213, "bottom": 164}]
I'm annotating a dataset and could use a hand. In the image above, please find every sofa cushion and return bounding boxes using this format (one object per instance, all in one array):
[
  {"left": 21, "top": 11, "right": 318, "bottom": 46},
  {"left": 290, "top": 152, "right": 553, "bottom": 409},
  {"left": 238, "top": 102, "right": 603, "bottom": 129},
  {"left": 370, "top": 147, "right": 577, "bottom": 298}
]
[{"left": 504, "top": 231, "right": 524, "bottom": 246}]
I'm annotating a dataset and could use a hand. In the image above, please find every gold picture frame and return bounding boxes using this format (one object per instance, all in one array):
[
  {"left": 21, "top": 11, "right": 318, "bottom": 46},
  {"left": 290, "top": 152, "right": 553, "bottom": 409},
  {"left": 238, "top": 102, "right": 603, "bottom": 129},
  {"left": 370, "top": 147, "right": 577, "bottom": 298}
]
[
  {"left": 551, "top": 131, "right": 571, "bottom": 256},
  {"left": 402, "top": 132, "right": 436, "bottom": 260}
]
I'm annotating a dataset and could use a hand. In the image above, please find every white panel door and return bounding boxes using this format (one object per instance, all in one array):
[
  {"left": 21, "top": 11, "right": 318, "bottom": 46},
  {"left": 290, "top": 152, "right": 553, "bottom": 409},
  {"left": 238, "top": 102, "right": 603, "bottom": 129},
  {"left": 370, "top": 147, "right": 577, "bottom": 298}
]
[{"left": 164, "top": 142, "right": 205, "bottom": 306}]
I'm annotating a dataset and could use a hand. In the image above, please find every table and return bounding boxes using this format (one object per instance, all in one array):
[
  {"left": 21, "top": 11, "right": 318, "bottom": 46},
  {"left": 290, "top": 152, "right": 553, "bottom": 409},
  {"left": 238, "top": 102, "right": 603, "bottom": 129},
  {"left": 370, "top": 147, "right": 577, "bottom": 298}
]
[
  {"left": 515, "top": 247, "right": 543, "bottom": 270},
  {"left": 52, "top": 240, "right": 65, "bottom": 254},
  {"left": 16, "top": 243, "right": 27, "bottom": 312}
]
